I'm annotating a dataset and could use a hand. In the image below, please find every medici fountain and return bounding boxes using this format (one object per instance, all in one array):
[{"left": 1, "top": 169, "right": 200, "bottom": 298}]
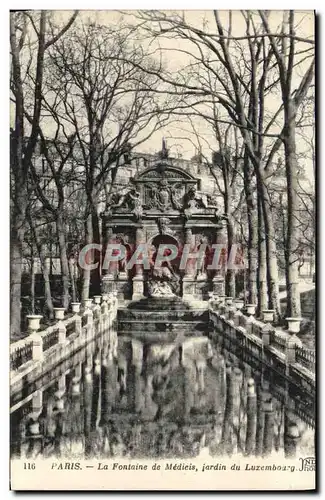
[
  {"left": 101, "top": 156, "right": 226, "bottom": 343},
  {"left": 10, "top": 155, "right": 315, "bottom": 461}
]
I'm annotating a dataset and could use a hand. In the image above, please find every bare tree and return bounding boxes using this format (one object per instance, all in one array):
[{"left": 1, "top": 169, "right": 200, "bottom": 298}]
[
  {"left": 10, "top": 10, "right": 78, "bottom": 338},
  {"left": 132, "top": 9, "right": 314, "bottom": 318},
  {"left": 260, "top": 10, "right": 314, "bottom": 316},
  {"left": 45, "top": 20, "right": 173, "bottom": 299}
]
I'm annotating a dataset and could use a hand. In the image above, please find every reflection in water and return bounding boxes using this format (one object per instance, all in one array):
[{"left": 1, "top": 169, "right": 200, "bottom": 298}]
[{"left": 11, "top": 335, "right": 314, "bottom": 460}]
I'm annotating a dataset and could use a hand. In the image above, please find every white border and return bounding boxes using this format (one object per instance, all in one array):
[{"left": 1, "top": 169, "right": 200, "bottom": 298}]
[{"left": 2, "top": 3, "right": 322, "bottom": 499}]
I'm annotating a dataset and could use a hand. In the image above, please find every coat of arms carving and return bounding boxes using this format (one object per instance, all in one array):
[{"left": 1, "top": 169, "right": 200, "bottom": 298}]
[{"left": 146, "top": 180, "right": 184, "bottom": 211}]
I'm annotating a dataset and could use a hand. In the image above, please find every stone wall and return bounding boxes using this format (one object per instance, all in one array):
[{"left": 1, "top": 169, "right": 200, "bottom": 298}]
[{"left": 300, "top": 289, "right": 315, "bottom": 319}]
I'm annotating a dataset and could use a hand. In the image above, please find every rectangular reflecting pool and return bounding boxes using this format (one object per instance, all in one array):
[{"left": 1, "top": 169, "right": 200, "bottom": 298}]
[{"left": 10, "top": 333, "right": 315, "bottom": 460}]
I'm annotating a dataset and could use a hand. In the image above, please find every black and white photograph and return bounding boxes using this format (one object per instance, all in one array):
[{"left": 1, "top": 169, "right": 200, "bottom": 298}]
[{"left": 9, "top": 9, "right": 316, "bottom": 490}]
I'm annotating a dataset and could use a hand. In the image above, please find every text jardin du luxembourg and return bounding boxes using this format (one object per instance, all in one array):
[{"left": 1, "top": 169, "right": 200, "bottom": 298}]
[{"left": 50, "top": 462, "right": 296, "bottom": 472}]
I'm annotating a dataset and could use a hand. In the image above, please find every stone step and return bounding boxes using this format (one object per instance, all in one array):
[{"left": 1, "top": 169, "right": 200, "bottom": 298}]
[
  {"left": 118, "top": 321, "right": 210, "bottom": 334},
  {"left": 118, "top": 310, "right": 208, "bottom": 322}
]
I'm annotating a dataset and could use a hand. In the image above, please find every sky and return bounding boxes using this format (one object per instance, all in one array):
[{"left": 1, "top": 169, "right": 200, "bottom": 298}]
[{"left": 11, "top": 10, "right": 315, "bottom": 177}]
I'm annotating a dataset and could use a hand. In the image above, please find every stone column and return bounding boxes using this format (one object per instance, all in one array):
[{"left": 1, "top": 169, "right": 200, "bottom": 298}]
[
  {"left": 102, "top": 226, "right": 116, "bottom": 294},
  {"left": 132, "top": 227, "right": 145, "bottom": 300},
  {"left": 182, "top": 228, "right": 195, "bottom": 299},
  {"left": 212, "top": 223, "right": 226, "bottom": 296}
]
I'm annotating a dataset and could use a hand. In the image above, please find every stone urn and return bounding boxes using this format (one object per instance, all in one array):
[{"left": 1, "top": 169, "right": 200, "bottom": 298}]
[
  {"left": 83, "top": 298, "right": 93, "bottom": 309},
  {"left": 234, "top": 299, "right": 244, "bottom": 310},
  {"left": 262, "top": 309, "right": 275, "bottom": 323},
  {"left": 53, "top": 308, "right": 66, "bottom": 321},
  {"left": 246, "top": 304, "right": 256, "bottom": 316},
  {"left": 225, "top": 297, "right": 234, "bottom": 306},
  {"left": 286, "top": 317, "right": 303, "bottom": 334},
  {"left": 54, "top": 399, "right": 64, "bottom": 411},
  {"left": 71, "top": 376, "right": 81, "bottom": 395},
  {"left": 26, "top": 315, "right": 43, "bottom": 332},
  {"left": 93, "top": 295, "right": 102, "bottom": 305},
  {"left": 28, "top": 419, "right": 40, "bottom": 436},
  {"left": 71, "top": 302, "right": 81, "bottom": 314},
  {"left": 218, "top": 295, "right": 226, "bottom": 305},
  {"left": 247, "top": 378, "right": 255, "bottom": 396}
]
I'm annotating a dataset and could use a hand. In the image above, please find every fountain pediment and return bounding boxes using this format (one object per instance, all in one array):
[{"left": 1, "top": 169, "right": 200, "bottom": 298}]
[{"left": 101, "top": 157, "right": 226, "bottom": 302}]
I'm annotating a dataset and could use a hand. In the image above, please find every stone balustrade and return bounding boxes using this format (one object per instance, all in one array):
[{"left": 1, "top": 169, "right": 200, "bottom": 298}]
[
  {"left": 209, "top": 297, "right": 315, "bottom": 394},
  {"left": 10, "top": 294, "right": 118, "bottom": 387}
]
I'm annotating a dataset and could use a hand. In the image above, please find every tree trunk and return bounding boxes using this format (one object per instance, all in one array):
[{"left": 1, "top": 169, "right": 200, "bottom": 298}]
[
  {"left": 257, "top": 196, "right": 268, "bottom": 316},
  {"left": 243, "top": 155, "right": 258, "bottom": 305},
  {"left": 224, "top": 182, "right": 236, "bottom": 298},
  {"left": 29, "top": 216, "right": 54, "bottom": 319},
  {"left": 56, "top": 214, "right": 70, "bottom": 309},
  {"left": 226, "top": 218, "right": 236, "bottom": 297},
  {"left": 30, "top": 255, "right": 35, "bottom": 314},
  {"left": 38, "top": 249, "right": 53, "bottom": 320},
  {"left": 81, "top": 213, "right": 93, "bottom": 302},
  {"left": 10, "top": 210, "right": 26, "bottom": 339},
  {"left": 69, "top": 258, "right": 77, "bottom": 303},
  {"left": 91, "top": 207, "right": 101, "bottom": 295},
  {"left": 259, "top": 178, "right": 280, "bottom": 318},
  {"left": 283, "top": 104, "right": 301, "bottom": 317}
]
